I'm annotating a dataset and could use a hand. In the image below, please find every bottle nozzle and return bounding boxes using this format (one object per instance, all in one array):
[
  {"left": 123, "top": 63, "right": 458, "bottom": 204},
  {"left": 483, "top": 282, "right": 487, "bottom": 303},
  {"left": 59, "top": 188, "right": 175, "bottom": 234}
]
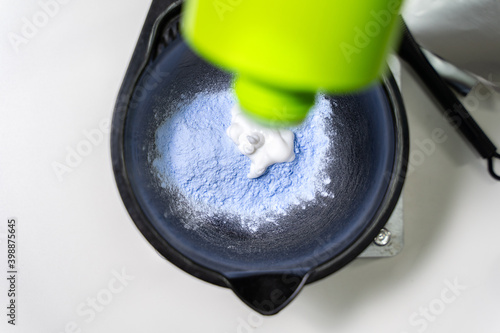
[{"left": 234, "top": 76, "right": 315, "bottom": 127}]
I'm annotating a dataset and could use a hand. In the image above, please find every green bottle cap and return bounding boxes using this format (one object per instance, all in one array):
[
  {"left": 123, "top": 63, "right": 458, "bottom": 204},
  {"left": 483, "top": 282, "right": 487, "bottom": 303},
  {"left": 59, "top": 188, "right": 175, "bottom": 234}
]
[{"left": 182, "top": 0, "right": 403, "bottom": 126}]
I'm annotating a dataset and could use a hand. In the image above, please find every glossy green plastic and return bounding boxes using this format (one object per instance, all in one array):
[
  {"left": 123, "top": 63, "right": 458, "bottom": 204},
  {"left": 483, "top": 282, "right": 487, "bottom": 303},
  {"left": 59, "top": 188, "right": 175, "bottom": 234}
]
[{"left": 182, "top": 0, "right": 403, "bottom": 125}]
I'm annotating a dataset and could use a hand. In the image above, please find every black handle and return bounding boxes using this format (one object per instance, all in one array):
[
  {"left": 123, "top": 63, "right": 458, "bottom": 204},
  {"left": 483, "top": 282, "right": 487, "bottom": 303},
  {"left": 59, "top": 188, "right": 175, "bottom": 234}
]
[{"left": 397, "top": 18, "right": 500, "bottom": 181}]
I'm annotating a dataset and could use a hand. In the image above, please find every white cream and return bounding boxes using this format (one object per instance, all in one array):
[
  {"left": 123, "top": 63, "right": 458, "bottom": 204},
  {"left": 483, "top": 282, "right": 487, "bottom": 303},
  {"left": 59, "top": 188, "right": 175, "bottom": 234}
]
[{"left": 226, "top": 105, "right": 295, "bottom": 178}]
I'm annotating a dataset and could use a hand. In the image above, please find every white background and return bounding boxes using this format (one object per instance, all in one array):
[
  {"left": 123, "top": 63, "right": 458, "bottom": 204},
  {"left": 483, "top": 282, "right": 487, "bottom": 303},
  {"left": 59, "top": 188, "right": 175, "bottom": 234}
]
[{"left": 1, "top": 1, "right": 500, "bottom": 332}]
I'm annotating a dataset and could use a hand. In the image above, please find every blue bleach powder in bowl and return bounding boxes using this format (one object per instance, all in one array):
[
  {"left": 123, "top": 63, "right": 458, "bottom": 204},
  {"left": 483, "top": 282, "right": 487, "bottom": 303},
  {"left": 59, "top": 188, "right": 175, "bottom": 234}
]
[{"left": 153, "top": 90, "right": 335, "bottom": 231}]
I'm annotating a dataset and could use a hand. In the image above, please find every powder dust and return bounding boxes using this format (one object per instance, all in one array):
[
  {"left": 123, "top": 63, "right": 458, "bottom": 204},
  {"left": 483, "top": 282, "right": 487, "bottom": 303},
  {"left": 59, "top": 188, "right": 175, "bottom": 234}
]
[{"left": 152, "top": 90, "right": 335, "bottom": 231}]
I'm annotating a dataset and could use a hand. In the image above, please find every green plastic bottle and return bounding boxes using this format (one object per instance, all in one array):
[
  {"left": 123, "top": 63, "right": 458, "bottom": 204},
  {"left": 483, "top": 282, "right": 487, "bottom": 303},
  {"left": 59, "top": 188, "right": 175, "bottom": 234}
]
[{"left": 182, "top": 0, "right": 403, "bottom": 125}]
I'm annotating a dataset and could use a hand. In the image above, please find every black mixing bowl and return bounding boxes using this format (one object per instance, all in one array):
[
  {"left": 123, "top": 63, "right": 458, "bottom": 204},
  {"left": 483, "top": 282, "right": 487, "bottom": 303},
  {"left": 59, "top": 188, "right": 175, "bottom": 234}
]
[{"left": 111, "top": 0, "right": 409, "bottom": 315}]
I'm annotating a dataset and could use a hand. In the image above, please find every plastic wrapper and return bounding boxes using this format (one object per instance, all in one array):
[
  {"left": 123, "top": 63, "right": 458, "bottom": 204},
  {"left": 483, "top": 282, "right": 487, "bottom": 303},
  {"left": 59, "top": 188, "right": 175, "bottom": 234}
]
[{"left": 403, "top": 0, "right": 500, "bottom": 89}]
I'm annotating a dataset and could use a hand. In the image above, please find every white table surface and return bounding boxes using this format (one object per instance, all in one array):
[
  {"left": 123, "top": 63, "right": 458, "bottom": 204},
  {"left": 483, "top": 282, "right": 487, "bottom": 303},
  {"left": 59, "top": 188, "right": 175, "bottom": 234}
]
[{"left": 1, "top": 1, "right": 500, "bottom": 333}]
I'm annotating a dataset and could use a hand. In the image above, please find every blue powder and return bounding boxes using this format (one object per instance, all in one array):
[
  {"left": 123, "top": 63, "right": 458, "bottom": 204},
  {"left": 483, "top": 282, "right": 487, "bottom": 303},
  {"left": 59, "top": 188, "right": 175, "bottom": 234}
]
[{"left": 153, "top": 90, "right": 334, "bottom": 230}]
